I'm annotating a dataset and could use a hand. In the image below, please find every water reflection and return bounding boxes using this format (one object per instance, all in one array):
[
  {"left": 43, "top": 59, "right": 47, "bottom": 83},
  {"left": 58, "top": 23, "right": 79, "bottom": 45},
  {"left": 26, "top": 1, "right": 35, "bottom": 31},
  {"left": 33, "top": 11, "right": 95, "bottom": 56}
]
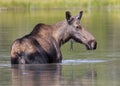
[
  {"left": 0, "top": 59, "right": 118, "bottom": 86},
  {"left": 12, "top": 64, "right": 61, "bottom": 86},
  {"left": 11, "top": 64, "right": 98, "bottom": 86}
]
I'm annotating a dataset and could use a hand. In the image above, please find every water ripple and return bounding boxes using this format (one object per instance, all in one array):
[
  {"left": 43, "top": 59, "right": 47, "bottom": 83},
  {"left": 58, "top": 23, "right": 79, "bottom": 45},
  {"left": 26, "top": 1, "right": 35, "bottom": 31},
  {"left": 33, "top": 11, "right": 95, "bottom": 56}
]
[{"left": 62, "top": 59, "right": 107, "bottom": 64}]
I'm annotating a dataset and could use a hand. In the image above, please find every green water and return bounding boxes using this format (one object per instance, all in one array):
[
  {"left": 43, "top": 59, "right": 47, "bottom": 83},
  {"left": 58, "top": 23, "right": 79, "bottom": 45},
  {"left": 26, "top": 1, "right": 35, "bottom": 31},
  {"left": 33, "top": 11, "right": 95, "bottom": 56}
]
[{"left": 0, "top": 8, "right": 120, "bottom": 86}]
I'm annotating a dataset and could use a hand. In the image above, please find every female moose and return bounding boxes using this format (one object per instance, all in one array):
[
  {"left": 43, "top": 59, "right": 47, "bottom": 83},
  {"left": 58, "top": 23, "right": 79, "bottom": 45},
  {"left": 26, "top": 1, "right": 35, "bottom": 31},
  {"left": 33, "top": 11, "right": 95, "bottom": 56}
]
[{"left": 11, "top": 11, "right": 97, "bottom": 64}]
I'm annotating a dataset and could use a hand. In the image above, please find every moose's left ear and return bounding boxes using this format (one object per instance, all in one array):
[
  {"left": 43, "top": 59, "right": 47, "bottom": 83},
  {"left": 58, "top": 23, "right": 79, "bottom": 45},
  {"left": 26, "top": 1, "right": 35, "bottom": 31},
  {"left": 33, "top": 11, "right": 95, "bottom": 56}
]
[
  {"left": 66, "top": 11, "right": 72, "bottom": 24},
  {"left": 78, "top": 11, "right": 83, "bottom": 20}
]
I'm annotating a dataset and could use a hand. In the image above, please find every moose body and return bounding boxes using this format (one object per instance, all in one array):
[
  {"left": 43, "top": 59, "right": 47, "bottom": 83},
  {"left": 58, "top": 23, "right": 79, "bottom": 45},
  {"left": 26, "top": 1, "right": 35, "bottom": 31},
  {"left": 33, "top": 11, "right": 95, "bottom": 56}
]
[{"left": 11, "top": 11, "right": 97, "bottom": 64}]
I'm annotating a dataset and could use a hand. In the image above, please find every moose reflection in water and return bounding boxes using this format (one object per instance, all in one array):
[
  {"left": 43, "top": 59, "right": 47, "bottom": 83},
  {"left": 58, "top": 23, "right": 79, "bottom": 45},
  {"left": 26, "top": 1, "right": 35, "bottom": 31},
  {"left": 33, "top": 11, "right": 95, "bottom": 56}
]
[
  {"left": 12, "top": 64, "right": 61, "bottom": 86},
  {"left": 11, "top": 11, "right": 97, "bottom": 64},
  {"left": 11, "top": 64, "right": 97, "bottom": 86}
]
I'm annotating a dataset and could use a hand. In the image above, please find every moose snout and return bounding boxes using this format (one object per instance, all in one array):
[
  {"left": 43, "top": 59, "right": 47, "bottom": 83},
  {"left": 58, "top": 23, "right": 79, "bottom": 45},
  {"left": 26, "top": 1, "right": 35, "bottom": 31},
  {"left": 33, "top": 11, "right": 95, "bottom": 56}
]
[{"left": 86, "top": 40, "right": 97, "bottom": 50}]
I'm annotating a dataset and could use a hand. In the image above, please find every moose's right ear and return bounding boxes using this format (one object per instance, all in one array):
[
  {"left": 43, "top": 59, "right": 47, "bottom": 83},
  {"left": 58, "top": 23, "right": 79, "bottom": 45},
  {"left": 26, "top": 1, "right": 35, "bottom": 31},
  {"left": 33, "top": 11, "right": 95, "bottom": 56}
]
[{"left": 66, "top": 11, "right": 72, "bottom": 24}]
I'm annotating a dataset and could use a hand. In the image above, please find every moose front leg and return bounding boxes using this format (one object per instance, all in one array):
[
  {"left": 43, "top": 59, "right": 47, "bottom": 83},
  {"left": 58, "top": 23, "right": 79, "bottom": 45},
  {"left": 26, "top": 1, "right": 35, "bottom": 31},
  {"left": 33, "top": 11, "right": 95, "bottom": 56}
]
[{"left": 56, "top": 50, "right": 62, "bottom": 63}]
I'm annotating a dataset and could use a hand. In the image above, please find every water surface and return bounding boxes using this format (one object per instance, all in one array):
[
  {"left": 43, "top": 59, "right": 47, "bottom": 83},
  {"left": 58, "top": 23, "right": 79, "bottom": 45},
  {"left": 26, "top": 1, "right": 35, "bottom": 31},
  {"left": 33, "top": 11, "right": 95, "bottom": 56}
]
[{"left": 0, "top": 59, "right": 120, "bottom": 86}]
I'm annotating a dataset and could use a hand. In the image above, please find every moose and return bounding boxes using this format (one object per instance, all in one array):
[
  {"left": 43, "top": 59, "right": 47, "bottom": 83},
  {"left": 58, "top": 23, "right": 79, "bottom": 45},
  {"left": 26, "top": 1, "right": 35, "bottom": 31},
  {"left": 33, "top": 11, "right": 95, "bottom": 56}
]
[{"left": 11, "top": 11, "right": 97, "bottom": 64}]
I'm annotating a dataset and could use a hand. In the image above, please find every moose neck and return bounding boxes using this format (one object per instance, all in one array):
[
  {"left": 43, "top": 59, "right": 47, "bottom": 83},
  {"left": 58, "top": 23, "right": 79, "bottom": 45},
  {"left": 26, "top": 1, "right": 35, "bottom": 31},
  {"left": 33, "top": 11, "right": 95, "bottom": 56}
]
[{"left": 52, "top": 20, "right": 71, "bottom": 47}]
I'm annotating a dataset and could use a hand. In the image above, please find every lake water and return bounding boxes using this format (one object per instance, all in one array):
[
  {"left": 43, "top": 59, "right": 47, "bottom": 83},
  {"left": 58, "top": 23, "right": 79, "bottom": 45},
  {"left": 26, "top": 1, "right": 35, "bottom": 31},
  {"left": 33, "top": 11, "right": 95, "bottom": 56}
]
[{"left": 0, "top": 8, "right": 120, "bottom": 86}]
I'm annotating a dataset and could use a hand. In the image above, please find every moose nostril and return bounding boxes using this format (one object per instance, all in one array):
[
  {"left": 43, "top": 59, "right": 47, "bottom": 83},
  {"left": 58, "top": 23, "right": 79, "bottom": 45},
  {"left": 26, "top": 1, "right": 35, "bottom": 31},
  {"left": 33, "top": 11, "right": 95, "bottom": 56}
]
[
  {"left": 93, "top": 41, "right": 97, "bottom": 49},
  {"left": 88, "top": 40, "right": 97, "bottom": 50}
]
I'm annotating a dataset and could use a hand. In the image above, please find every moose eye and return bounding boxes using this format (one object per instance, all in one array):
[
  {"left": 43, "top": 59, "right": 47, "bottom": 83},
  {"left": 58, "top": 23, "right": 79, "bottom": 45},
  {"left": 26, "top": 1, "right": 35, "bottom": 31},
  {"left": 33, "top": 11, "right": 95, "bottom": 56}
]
[
  {"left": 75, "top": 26, "right": 80, "bottom": 31},
  {"left": 76, "top": 26, "right": 79, "bottom": 29},
  {"left": 76, "top": 26, "right": 81, "bottom": 30},
  {"left": 76, "top": 26, "right": 82, "bottom": 30}
]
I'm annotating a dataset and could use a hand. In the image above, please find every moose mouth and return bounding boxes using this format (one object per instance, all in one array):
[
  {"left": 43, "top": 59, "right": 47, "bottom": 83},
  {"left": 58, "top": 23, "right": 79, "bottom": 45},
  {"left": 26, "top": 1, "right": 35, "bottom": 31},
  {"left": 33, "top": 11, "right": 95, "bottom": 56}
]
[
  {"left": 85, "top": 40, "right": 97, "bottom": 50},
  {"left": 71, "top": 38, "right": 97, "bottom": 50}
]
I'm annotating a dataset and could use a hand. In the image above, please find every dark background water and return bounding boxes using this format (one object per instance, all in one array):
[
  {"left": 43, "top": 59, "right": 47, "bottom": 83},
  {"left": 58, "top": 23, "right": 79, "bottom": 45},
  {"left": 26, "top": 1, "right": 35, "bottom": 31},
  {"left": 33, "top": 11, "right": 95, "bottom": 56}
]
[{"left": 0, "top": 8, "right": 120, "bottom": 86}]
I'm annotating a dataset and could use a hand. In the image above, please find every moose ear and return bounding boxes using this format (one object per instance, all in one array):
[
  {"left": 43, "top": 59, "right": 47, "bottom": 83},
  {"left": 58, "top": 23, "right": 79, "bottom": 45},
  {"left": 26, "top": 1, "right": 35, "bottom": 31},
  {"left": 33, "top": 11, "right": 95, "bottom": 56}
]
[
  {"left": 78, "top": 11, "right": 83, "bottom": 20},
  {"left": 66, "top": 11, "right": 72, "bottom": 24}
]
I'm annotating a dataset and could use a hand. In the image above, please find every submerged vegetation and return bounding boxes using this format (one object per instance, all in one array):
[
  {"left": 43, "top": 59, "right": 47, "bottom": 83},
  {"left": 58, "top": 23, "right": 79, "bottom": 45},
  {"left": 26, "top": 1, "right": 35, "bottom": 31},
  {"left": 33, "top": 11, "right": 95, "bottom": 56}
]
[{"left": 0, "top": 0, "right": 120, "bottom": 10}]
